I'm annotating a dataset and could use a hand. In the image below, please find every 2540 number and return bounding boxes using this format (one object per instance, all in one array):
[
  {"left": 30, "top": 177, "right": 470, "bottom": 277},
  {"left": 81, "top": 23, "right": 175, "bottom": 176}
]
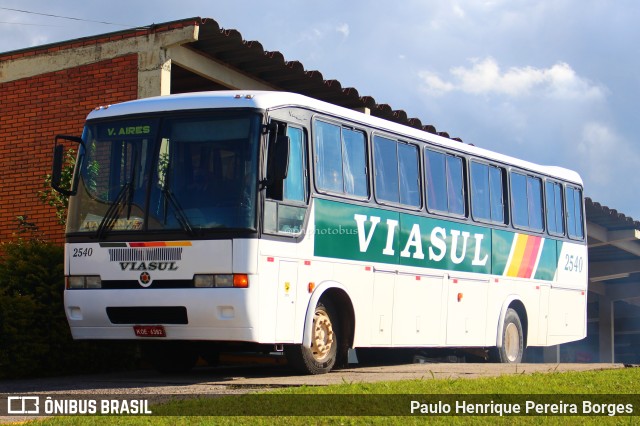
[
  {"left": 72, "top": 247, "right": 93, "bottom": 258},
  {"left": 564, "top": 254, "right": 583, "bottom": 273}
]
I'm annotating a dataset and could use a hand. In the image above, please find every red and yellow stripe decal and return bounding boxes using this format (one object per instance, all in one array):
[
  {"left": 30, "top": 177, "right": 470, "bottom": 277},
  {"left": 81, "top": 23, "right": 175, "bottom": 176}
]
[
  {"left": 504, "top": 234, "right": 544, "bottom": 278},
  {"left": 99, "top": 241, "right": 192, "bottom": 248}
]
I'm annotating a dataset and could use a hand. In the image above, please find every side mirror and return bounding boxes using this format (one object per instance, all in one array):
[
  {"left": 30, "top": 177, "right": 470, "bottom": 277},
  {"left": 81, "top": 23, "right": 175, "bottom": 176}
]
[
  {"left": 269, "top": 135, "right": 290, "bottom": 182},
  {"left": 51, "top": 134, "right": 83, "bottom": 196}
]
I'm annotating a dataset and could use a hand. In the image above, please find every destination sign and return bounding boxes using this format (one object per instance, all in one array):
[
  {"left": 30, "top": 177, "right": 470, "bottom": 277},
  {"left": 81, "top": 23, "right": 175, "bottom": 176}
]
[{"left": 96, "top": 120, "right": 156, "bottom": 140}]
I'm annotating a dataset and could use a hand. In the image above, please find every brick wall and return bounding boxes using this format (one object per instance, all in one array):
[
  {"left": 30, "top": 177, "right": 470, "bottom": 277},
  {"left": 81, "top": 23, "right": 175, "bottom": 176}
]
[{"left": 0, "top": 54, "right": 138, "bottom": 243}]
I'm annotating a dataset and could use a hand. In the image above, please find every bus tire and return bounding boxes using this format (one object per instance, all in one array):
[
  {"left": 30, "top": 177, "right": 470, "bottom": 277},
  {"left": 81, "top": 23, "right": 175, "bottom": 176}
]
[
  {"left": 285, "top": 300, "right": 339, "bottom": 374},
  {"left": 142, "top": 341, "right": 198, "bottom": 374},
  {"left": 491, "top": 308, "right": 524, "bottom": 363}
]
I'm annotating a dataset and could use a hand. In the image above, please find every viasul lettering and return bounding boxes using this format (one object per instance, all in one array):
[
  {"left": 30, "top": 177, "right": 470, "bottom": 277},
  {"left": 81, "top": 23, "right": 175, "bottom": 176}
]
[
  {"left": 119, "top": 262, "right": 179, "bottom": 271},
  {"left": 354, "top": 214, "right": 489, "bottom": 267}
]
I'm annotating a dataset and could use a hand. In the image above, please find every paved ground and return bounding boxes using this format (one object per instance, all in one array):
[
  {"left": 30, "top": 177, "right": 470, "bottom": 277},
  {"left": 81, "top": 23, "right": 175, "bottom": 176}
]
[{"left": 0, "top": 362, "right": 625, "bottom": 394}]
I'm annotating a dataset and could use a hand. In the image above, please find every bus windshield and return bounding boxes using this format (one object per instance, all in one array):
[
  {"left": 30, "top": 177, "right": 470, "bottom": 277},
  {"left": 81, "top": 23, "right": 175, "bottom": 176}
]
[{"left": 66, "top": 112, "right": 262, "bottom": 235}]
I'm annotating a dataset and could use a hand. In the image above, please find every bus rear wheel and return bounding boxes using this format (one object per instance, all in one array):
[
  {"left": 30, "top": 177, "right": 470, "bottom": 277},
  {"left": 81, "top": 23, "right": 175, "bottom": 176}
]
[
  {"left": 491, "top": 308, "right": 524, "bottom": 363},
  {"left": 285, "top": 301, "right": 339, "bottom": 374}
]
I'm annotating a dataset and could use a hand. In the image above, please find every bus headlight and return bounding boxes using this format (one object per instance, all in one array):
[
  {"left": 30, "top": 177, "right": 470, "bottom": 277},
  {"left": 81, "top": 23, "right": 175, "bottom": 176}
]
[
  {"left": 67, "top": 276, "right": 102, "bottom": 289},
  {"left": 67, "top": 276, "right": 84, "bottom": 289},
  {"left": 85, "top": 276, "right": 102, "bottom": 288},
  {"left": 214, "top": 275, "right": 234, "bottom": 288},
  {"left": 194, "top": 275, "right": 214, "bottom": 288}
]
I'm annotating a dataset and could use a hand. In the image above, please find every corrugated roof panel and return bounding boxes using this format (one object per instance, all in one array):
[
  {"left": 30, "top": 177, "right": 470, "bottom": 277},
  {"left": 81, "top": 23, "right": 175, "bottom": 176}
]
[
  {"left": 190, "top": 18, "right": 447, "bottom": 135},
  {"left": 586, "top": 198, "right": 640, "bottom": 231}
]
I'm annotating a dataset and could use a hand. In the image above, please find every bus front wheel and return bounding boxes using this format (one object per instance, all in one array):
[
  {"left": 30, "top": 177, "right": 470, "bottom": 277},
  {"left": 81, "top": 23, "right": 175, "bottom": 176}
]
[
  {"left": 491, "top": 308, "right": 524, "bottom": 363},
  {"left": 285, "top": 300, "right": 339, "bottom": 374}
]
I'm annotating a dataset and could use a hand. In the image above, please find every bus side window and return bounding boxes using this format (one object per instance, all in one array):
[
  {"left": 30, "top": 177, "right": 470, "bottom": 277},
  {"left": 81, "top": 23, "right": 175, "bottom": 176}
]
[
  {"left": 510, "top": 172, "right": 543, "bottom": 232},
  {"left": 545, "top": 180, "right": 565, "bottom": 236},
  {"left": 342, "top": 129, "right": 368, "bottom": 197},
  {"left": 424, "top": 149, "right": 466, "bottom": 216},
  {"left": 283, "top": 127, "right": 306, "bottom": 202},
  {"left": 471, "top": 161, "right": 505, "bottom": 224},
  {"left": 315, "top": 121, "right": 343, "bottom": 193},
  {"left": 398, "top": 143, "right": 420, "bottom": 207},
  {"left": 373, "top": 136, "right": 399, "bottom": 203},
  {"left": 566, "top": 185, "right": 584, "bottom": 239},
  {"left": 489, "top": 165, "right": 505, "bottom": 223},
  {"left": 264, "top": 125, "right": 309, "bottom": 235},
  {"left": 373, "top": 136, "right": 420, "bottom": 207},
  {"left": 314, "top": 120, "right": 368, "bottom": 198}
]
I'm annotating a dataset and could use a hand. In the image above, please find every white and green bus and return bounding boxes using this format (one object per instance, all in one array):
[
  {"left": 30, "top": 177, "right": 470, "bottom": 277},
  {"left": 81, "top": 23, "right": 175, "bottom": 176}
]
[{"left": 52, "top": 91, "right": 587, "bottom": 374}]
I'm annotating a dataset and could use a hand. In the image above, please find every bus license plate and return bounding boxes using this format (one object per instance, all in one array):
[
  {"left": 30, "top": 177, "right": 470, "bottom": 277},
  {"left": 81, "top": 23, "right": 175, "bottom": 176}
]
[{"left": 133, "top": 325, "right": 166, "bottom": 337}]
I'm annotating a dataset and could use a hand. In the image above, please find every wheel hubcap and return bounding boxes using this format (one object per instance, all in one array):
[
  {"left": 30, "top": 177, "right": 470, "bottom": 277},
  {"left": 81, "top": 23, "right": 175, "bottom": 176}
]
[
  {"left": 311, "top": 308, "right": 334, "bottom": 362},
  {"left": 504, "top": 323, "right": 520, "bottom": 362}
]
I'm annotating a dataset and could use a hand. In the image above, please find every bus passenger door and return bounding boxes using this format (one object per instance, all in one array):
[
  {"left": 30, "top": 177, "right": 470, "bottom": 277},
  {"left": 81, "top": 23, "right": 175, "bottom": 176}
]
[
  {"left": 275, "top": 260, "right": 298, "bottom": 342},
  {"left": 371, "top": 269, "right": 395, "bottom": 345},
  {"left": 264, "top": 121, "right": 308, "bottom": 343}
]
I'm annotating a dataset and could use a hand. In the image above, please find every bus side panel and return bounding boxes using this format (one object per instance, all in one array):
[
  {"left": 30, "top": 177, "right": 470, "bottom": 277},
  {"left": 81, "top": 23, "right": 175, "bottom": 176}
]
[
  {"left": 555, "top": 241, "right": 588, "bottom": 291},
  {"left": 547, "top": 288, "right": 587, "bottom": 344},
  {"left": 546, "top": 241, "right": 588, "bottom": 343},
  {"left": 536, "top": 284, "right": 551, "bottom": 346},
  {"left": 392, "top": 273, "right": 445, "bottom": 346},
  {"left": 445, "top": 275, "right": 488, "bottom": 346},
  {"left": 274, "top": 260, "right": 298, "bottom": 342}
]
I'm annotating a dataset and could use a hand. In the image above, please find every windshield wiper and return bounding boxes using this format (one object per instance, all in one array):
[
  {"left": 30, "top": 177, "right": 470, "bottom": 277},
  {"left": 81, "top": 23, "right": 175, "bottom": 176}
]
[
  {"left": 95, "top": 182, "right": 131, "bottom": 239},
  {"left": 95, "top": 149, "right": 138, "bottom": 239},
  {"left": 162, "top": 187, "right": 195, "bottom": 236}
]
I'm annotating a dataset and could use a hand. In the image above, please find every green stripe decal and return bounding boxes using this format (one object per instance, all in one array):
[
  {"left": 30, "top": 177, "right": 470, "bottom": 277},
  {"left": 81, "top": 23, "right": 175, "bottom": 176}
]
[
  {"left": 533, "top": 239, "right": 559, "bottom": 281},
  {"left": 313, "top": 199, "right": 560, "bottom": 280}
]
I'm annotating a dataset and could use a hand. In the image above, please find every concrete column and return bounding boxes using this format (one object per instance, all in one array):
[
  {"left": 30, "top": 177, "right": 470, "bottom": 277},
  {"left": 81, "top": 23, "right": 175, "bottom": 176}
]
[
  {"left": 598, "top": 296, "right": 615, "bottom": 363},
  {"left": 138, "top": 49, "right": 171, "bottom": 99}
]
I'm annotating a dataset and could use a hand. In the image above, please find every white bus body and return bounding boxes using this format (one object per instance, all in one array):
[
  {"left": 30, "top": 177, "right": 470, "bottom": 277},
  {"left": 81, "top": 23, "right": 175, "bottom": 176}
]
[{"left": 56, "top": 91, "right": 587, "bottom": 374}]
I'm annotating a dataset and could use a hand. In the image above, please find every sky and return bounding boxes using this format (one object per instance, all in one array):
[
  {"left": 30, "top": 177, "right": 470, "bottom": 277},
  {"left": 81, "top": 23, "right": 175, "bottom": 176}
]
[{"left": 2, "top": 0, "right": 639, "bottom": 220}]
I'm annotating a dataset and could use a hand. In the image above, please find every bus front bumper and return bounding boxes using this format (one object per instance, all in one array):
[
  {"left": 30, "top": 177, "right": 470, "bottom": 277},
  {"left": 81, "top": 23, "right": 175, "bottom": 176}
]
[{"left": 64, "top": 288, "right": 260, "bottom": 342}]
